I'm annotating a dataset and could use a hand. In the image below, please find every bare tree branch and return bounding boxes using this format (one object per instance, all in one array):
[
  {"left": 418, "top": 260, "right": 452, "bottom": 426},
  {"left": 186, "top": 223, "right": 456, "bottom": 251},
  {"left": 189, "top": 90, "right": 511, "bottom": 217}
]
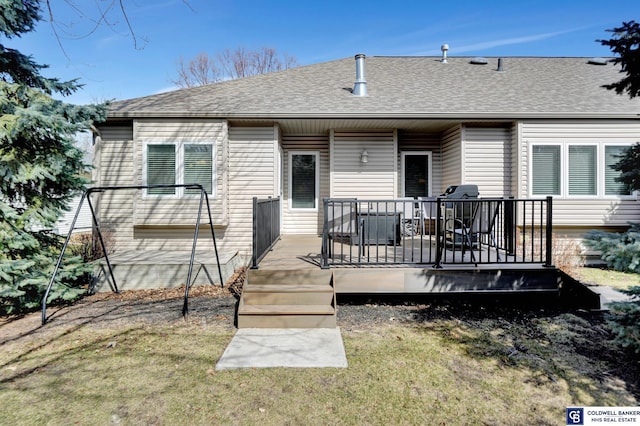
[
  {"left": 44, "top": 0, "right": 150, "bottom": 57},
  {"left": 173, "top": 47, "right": 298, "bottom": 88}
]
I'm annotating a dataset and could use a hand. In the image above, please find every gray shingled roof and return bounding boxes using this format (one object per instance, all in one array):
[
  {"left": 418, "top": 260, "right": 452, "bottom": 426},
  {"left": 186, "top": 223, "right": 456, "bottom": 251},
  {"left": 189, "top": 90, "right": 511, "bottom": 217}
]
[{"left": 108, "top": 56, "right": 640, "bottom": 119}]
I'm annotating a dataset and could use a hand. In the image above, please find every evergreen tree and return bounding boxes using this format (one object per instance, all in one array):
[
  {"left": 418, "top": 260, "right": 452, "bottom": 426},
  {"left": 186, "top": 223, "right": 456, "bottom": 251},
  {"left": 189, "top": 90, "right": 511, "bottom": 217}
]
[
  {"left": 0, "top": 1, "right": 106, "bottom": 313},
  {"left": 598, "top": 20, "right": 640, "bottom": 99}
]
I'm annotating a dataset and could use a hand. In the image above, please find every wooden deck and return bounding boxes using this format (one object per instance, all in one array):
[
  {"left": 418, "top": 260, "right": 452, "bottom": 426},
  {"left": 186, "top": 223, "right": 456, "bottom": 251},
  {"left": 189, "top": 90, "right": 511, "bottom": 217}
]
[{"left": 257, "top": 235, "right": 559, "bottom": 295}]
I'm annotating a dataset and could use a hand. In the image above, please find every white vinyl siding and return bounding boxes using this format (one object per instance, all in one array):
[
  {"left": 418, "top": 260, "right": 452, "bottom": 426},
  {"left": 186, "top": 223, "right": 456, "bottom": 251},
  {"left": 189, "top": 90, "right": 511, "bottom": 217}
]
[
  {"left": 94, "top": 132, "right": 135, "bottom": 249},
  {"left": 521, "top": 120, "right": 640, "bottom": 226},
  {"left": 227, "top": 126, "right": 279, "bottom": 253},
  {"left": 440, "top": 125, "right": 462, "bottom": 192},
  {"left": 462, "top": 126, "right": 512, "bottom": 197},
  {"left": 331, "top": 130, "right": 397, "bottom": 199}
]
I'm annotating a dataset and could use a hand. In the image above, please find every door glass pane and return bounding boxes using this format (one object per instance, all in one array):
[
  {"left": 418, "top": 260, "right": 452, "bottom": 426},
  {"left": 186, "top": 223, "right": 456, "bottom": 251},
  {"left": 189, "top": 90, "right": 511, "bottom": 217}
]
[
  {"left": 568, "top": 145, "right": 596, "bottom": 195},
  {"left": 147, "top": 144, "right": 176, "bottom": 195},
  {"left": 532, "top": 145, "right": 560, "bottom": 195},
  {"left": 291, "top": 154, "right": 316, "bottom": 209},
  {"left": 404, "top": 155, "right": 429, "bottom": 197},
  {"left": 605, "top": 146, "right": 631, "bottom": 195},
  {"left": 184, "top": 144, "right": 213, "bottom": 195}
]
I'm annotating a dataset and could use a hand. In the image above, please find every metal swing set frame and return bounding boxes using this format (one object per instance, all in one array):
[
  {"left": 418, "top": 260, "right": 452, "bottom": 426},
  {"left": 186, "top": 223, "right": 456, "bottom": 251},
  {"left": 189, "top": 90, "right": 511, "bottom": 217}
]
[{"left": 41, "top": 184, "right": 223, "bottom": 325}]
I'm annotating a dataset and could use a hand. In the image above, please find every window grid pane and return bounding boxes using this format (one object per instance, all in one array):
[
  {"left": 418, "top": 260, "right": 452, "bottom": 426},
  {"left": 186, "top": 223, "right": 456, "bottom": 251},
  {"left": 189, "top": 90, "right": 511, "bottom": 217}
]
[
  {"left": 605, "top": 146, "right": 631, "bottom": 195},
  {"left": 184, "top": 144, "right": 213, "bottom": 195},
  {"left": 147, "top": 145, "right": 176, "bottom": 195},
  {"left": 532, "top": 145, "right": 560, "bottom": 195},
  {"left": 291, "top": 154, "right": 316, "bottom": 209},
  {"left": 568, "top": 145, "right": 596, "bottom": 195}
]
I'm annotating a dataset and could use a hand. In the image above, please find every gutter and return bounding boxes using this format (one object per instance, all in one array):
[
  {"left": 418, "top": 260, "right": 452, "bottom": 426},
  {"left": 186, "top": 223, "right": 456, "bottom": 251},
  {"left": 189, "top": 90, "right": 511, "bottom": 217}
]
[{"left": 106, "top": 111, "right": 640, "bottom": 120}]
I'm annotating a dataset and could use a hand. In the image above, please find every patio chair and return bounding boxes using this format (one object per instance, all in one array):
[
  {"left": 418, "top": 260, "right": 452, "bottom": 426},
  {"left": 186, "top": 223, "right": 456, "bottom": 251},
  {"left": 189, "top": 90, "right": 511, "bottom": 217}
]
[{"left": 457, "top": 199, "right": 502, "bottom": 262}]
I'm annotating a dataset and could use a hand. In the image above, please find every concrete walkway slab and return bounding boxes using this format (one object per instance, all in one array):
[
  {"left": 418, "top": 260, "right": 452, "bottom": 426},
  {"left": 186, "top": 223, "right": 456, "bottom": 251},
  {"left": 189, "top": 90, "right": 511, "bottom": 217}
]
[
  {"left": 589, "top": 285, "right": 634, "bottom": 310},
  {"left": 215, "top": 328, "right": 348, "bottom": 370}
]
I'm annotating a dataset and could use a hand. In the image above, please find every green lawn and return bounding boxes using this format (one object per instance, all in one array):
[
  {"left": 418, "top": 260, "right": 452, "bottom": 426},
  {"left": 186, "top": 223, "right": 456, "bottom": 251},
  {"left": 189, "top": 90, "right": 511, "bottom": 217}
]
[
  {"left": 574, "top": 267, "right": 640, "bottom": 290},
  {"left": 1, "top": 309, "right": 637, "bottom": 425}
]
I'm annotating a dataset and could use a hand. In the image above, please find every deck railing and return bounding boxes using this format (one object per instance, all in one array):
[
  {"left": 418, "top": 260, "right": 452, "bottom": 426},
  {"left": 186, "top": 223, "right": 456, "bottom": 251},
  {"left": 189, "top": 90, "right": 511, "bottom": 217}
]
[
  {"left": 320, "top": 197, "right": 553, "bottom": 268},
  {"left": 252, "top": 196, "right": 281, "bottom": 269}
]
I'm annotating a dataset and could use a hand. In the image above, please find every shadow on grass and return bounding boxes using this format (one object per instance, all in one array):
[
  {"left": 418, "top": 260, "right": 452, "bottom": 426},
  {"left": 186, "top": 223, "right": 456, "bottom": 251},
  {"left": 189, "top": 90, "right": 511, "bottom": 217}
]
[{"left": 339, "top": 293, "right": 640, "bottom": 404}]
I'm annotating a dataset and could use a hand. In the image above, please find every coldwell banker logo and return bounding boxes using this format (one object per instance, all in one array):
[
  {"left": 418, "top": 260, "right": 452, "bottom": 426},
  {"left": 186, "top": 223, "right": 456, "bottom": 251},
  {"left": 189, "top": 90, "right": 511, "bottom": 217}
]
[{"left": 567, "top": 408, "right": 584, "bottom": 425}]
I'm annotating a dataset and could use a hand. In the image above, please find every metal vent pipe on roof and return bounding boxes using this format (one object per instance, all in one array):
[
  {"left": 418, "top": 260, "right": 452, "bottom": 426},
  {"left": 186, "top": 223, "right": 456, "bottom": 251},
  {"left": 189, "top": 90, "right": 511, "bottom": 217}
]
[
  {"left": 497, "top": 58, "right": 504, "bottom": 72},
  {"left": 353, "top": 53, "right": 368, "bottom": 96},
  {"left": 441, "top": 44, "right": 449, "bottom": 63}
]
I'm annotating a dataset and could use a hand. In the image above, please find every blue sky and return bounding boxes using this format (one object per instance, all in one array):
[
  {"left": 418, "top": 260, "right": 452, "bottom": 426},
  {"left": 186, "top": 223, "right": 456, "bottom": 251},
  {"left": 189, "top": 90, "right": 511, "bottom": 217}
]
[{"left": 10, "top": 0, "right": 638, "bottom": 105}]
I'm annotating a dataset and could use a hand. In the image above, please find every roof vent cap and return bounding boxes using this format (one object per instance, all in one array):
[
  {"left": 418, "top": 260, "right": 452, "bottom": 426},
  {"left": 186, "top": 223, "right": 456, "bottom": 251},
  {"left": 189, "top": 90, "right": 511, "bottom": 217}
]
[
  {"left": 470, "top": 57, "right": 488, "bottom": 65},
  {"left": 352, "top": 53, "right": 368, "bottom": 96},
  {"left": 441, "top": 44, "right": 449, "bottom": 63},
  {"left": 588, "top": 57, "right": 608, "bottom": 65}
]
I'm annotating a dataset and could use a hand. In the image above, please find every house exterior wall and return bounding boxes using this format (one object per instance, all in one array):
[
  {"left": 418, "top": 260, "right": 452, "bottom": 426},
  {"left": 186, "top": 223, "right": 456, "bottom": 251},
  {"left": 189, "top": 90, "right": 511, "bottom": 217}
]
[
  {"left": 133, "top": 119, "right": 227, "bottom": 227},
  {"left": 282, "top": 134, "right": 329, "bottom": 234},
  {"left": 462, "top": 126, "right": 513, "bottom": 197},
  {"left": 226, "top": 125, "right": 280, "bottom": 252},
  {"left": 330, "top": 130, "right": 397, "bottom": 199},
  {"left": 440, "top": 125, "right": 463, "bottom": 191},
  {"left": 520, "top": 119, "right": 640, "bottom": 227},
  {"left": 94, "top": 125, "right": 135, "bottom": 249},
  {"left": 95, "top": 120, "right": 280, "bottom": 256}
]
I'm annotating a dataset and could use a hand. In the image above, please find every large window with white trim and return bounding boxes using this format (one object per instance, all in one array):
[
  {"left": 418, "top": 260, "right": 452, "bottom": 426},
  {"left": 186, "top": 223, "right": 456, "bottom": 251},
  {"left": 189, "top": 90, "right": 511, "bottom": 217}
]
[
  {"left": 144, "top": 142, "right": 214, "bottom": 197},
  {"left": 532, "top": 145, "right": 561, "bottom": 195},
  {"left": 289, "top": 151, "right": 319, "bottom": 210},
  {"left": 530, "top": 142, "right": 632, "bottom": 198},
  {"left": 568, "top": 145, "right": 597, "bottom": 196},
  {"left": 605, "top": 145, "right": 632, "bottom": 196}
]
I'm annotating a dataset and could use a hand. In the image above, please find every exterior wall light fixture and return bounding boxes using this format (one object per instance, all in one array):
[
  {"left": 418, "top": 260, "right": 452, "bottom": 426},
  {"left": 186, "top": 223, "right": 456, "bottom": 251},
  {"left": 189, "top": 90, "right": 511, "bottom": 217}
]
[{"left": 360, "top": 149, "right": 369, "bottom": 163}]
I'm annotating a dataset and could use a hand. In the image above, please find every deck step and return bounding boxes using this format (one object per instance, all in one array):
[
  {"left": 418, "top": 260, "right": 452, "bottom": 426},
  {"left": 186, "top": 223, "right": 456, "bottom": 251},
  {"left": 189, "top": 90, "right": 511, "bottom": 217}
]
[
  {"left": 239, "top": 303, "right": 335, "bottom": 315},
  {"left": 237, "top": 270, "right": 336, "bottom": 328}
]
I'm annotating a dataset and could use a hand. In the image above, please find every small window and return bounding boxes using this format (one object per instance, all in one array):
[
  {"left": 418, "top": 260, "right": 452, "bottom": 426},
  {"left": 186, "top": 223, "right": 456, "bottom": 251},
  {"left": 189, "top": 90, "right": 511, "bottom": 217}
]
[
  {"left": 289, "top": 152, "right": 318, "bottom": 209},
  {"left": 568, "top": 145, "right": 596, "bottom": 196},
  {"left": 605, "top": 145, "right": 632, "bottom": 196},
  {"left": 532, "top": 145, "right": 560, "bottom": 195},
  {"left": 145, "top": 142, "right": 214, "bottom": 197}
]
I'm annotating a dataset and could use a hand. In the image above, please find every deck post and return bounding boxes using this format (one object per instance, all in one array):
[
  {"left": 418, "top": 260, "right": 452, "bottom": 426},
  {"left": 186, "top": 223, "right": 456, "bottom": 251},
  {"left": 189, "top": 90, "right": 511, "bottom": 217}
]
[
  {"left": 321, "top": 198, "right": 330, "bottom": 269},
  {"left": 504, "top": 197, "right": 516, "bottom": 256},
  {"left": 251, "top": 197, "right": 259, "bottom": 269},
  {"left": 433, "top": 197, "right": 443, "bottom": 268},
  {"left": 544, "top": 196, "right": 553, "bottom": 267}
]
